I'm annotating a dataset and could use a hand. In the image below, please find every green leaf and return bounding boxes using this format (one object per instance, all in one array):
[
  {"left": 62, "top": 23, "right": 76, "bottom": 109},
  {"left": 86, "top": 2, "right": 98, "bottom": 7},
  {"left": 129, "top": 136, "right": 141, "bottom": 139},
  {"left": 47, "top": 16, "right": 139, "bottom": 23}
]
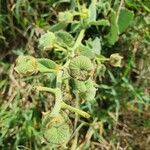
[
  {"left": 82, "top": 37, "right": 101, "bottom": 58},
  {"left": 90, "top": 19, "right": 110, "bottom": 26},
  {"left": 49, "top": 22, "right": 67, "bottom": 32},
  {"left": 55, "top": 30, "right": 75, "bottom": 47},
  {"left": 88, "top": 3, "right": 97, "bottom": 22},
  {"left": 83, "top": 86, "right": 96, "bottom": 101},
  {"left": 71, "top": 21, "right": 81, "bottom": 33},
  {"left": 0, "top": 80, "right": 6, "bottom": 89},
  {"left": 90, "top": 37, "right": 101, "bottom": 55},
  {"left": 80, "top": 79, "right": 96, "bottom": 101},
  {"left": 141, "top": 0, "right": 150, "bottom": 12},
  {"left": 79, "top": 44, "right": 95, "bottom": 59},
  {"left": 125, "top": 0, "right": 139, "bottom": 9},
  {"left": 118, "top": 8, "right": 134, "bottom": 33},
  {"left": 15, "top": 0, "right": 21, "bottom": 21},
  {"left": 53, "top": 0, "right": 71, "bottom": 7},
  {"left": 106, "top": 10, "right": 119, "bottom": 45},
  {"left": 125, "top": 0, "right": 150, "bottom": 12},
  {"left": 37, "top": 58, "right": 58, "bottom": 73}
]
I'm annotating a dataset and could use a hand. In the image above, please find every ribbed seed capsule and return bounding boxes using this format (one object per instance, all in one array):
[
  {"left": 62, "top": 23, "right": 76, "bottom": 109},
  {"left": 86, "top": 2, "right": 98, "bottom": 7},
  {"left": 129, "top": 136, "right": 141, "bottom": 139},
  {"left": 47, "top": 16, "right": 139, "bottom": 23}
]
[
  {"left": 15, "top": 55, "right": 38, "bottom": 76},
  {"left": 69, "top": 56, "right": 94, "bottom": 81},
  {"left": 41, "top": 112, "right": 72, "bottom": 145}
]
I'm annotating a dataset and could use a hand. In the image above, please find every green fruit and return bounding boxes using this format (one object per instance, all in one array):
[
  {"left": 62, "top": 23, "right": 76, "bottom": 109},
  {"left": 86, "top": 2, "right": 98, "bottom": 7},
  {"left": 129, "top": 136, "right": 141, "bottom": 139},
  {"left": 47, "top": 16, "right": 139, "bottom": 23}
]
[
  {"left": 69, "top": 56, "right": 94, "bottom": 81},
  {"left": 15, "top": 55, "right": 38, "bottom": 76},
  {"left": 41, "top": 112, "right": 72, "bottom": 145}
]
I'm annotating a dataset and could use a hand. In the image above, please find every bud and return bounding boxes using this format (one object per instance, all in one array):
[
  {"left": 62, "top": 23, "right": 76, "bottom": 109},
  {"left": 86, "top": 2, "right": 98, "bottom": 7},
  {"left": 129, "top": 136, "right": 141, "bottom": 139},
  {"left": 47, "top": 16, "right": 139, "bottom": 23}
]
[
  {"left": 15, "top": 55, "right": 38, "bottom": 76},
  {"left": 80, "top": 79, "right": 97, "bottom": 102},
  {"left": 38, "top": 32, "right": 56, "bottom": 51},
  {"left": 109, "top": 53, "right": 123, "bottom": 67},
  {"left": 80, "top": 5, "right": 89, "bottom": 19},
  {"left": 58, "top": 11, "right": 73, "bottom": 23}
]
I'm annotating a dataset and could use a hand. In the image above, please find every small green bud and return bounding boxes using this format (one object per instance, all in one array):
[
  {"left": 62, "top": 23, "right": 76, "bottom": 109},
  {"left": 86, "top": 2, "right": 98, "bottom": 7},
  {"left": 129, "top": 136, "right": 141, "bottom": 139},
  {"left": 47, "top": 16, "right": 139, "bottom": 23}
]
[
  {"left": 80, "top": 79, "right": 97, "bottom": 101},
  {"left": 96, "top": 63, "right": 106, "bottom": 77},
  {"left": 58, "top": 11, "right": 73, "bottom": 23},
  {"left": 15, "top": 55, "right": 38, "bottom": 76},
  {"left": 80, "top": 5, "right": 89, "bottom": 19},
  {"left": 109, "top": 53, "right": 123, "bottom": 67},
  {"left": 71, "top": 78, "right": 96, "bottom": 101},
  {"left": 73, "top": 79, "right": 87, "bottom": 93},
  {"left": 38, "top": 32, "right": 56, "bottom": 51}
]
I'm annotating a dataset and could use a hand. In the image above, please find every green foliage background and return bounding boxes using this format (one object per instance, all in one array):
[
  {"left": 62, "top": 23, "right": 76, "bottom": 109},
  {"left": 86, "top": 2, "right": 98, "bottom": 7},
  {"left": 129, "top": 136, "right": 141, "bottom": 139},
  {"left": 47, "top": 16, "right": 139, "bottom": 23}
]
[{"left": 0, "top": 0, "right": 150, "bottom": 149}]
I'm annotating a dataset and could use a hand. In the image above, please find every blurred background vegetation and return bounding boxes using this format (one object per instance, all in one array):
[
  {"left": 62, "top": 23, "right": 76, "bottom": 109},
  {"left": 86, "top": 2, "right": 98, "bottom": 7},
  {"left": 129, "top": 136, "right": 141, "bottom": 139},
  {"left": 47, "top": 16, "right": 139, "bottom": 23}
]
[{"left": 0, "top": 0, "right": 150, "bottom": 150}]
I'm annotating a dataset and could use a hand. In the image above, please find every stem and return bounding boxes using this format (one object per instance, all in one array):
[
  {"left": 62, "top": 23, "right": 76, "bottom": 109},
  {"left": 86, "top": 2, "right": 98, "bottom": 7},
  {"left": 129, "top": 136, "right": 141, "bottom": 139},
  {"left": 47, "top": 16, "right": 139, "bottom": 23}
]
[
  {"left": 35, "top": 86, "right": 63, "bottom": 116},
  {"left": 92, "top": 0, "right": 97, "bottom": 4},
  {"left": 50, "top": 70, "right": 63, "bottom": 116},
  {"left": 51, "top": 89, "right": 62, "bottom": 116},
  {"left": 73, "top": 29, "right": 85, "bottom": 50},
  {"left": 116, "top": 0, "right": 124, "bottom": 22},
  {"left": 61, "top": 101, "right": 90, "bottom": 118},
  {"left": 74, "top": 91, "right": 79, "bottom": 129},
  {"left": 71, "top": 29, "right": 85, "bottom": 57},
  {"left": 96, "top": 57, "right": 110, "bottom": 62},
  {"left": 39, "top": 68, "right": 57, "bottom": 73},
  {"left": 56, "top": 70, "right": 63, "bottom": 88},
  {"left": 54, "top": 44, "right": 67, "bottom": 52},
  {"left": 35, "top": 86, "right": 56, "bottom": 94}
]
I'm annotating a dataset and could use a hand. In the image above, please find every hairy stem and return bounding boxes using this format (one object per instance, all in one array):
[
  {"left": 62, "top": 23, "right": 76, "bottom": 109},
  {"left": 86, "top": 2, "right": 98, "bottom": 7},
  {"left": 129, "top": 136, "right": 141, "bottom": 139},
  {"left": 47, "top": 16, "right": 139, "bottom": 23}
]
[
  {"left": 61, "top": 101, "right": 90, "bottom": 118},
  {"left": 71, "top": 29, "right": 85, "bottom": 57},
  {"left": 35, "top": 86, "right": 62, "bottom": 116},
  {"left": 51, "top": 70, "right": 63, "bottom": 115},
  {"left": 35, "top": 86, "right": 56, "bottom": 94},
  {"left": 51, "top": 89, "right": 62, "bottom": 116}
]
